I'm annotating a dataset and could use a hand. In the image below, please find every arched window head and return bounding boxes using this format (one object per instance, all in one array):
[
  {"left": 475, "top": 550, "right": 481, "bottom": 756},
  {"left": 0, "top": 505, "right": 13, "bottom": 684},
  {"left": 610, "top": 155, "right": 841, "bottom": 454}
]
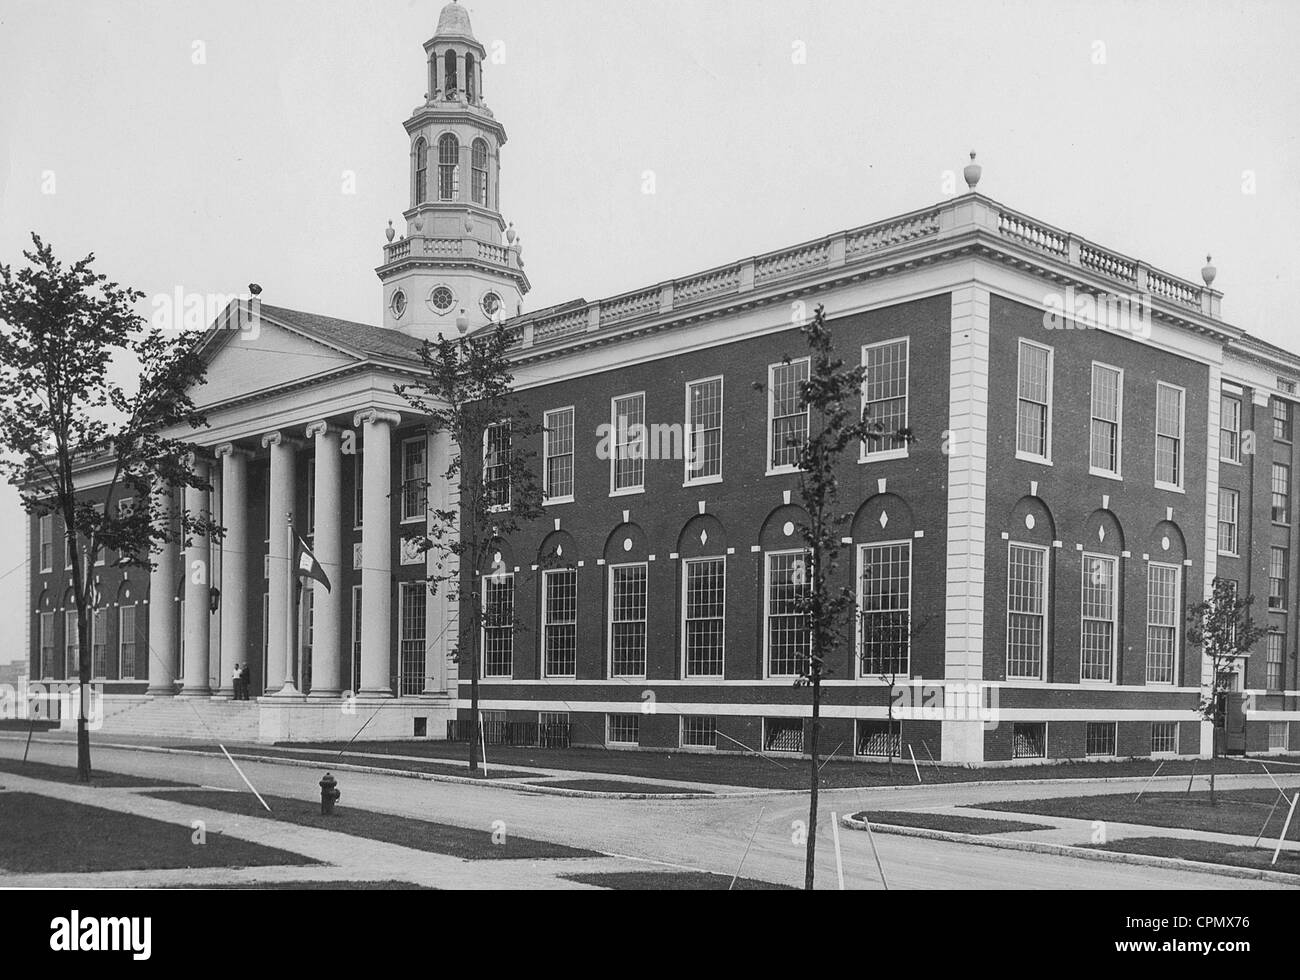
[
  {"left": 414, "top": 138, "right": 428, "bottom": 205},
  {"left": 472, "top": 139, "right": 489, "bottom": 207},
  {"left": 466, "top": 54, "right": 477, "bottom": 102},
  {"left": 444, "top": 50, "right": 458, "bottom": 96},
  {"left": 438, "top": 133, "right": 460, "bottom": 201}
]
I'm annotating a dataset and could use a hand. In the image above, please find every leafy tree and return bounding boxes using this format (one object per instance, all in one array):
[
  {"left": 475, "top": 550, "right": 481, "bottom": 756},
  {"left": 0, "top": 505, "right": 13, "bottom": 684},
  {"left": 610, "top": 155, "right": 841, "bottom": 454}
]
[
  {"left": 1187, "top": 576, "right": 1267, "bottom": 803},
  {"left": 0, "top": 234, "right": 218, "bottom": 782},
  {"left": 759, "top": 303, "right": 913, "bottom": 889},
  {"left": 396, "top": 323, "right": 546, "bottom": 773}
]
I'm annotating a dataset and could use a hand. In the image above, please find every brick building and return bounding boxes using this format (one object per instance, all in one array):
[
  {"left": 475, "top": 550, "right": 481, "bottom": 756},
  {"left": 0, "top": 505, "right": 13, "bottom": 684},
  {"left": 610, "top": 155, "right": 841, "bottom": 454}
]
[{"left": 22, "top": 2, "right": 1300, "bottom": 760}]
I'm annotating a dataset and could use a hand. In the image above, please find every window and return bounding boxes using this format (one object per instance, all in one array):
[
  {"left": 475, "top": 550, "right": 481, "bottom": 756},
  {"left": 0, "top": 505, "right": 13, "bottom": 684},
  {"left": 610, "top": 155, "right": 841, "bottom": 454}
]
[
  {"left": 611, "top": 393, "right": 646, "bottom": 493},
  {"left": 685, "top": 377, "right": 723, "bottom": 483},
  {"left": 1220, "top": 393, "right": 1242, "bottom": 463},
  {"left": 39, "top": 514, "right": 53, "bottom": 572},
  {"left": 353, "top": 451, "right": 363, "bottom": 529},
  {"left": 1269, "top": 722, "right": 1289, "bottom": 751},
  {"left": 471, "top": 139, "right": 489, "bottom": 206},
  {"left": 1267, "top": 632, "right": 1285, "bottom": 691},
  {"left": 1155, "top": 383, "right": 1184, "bottom": 489},
  {"left": 538, "top": 711, "right": 569, "bottom": 748},
  {"left": 400, "top": 437, "right": 427, "bottom": 522},
  {"left": 683, "top": 558, "right": 726, "bottom": 677},
  {"left": 855, "top": 720, "right": 901, "bottom": 758},
  {"left": 1089, "top": 363, "right": 1122, "bottom": 475},
  {"left": 1270, "top": 546, "right": 1288, "bottom": 610},
  {"left": 858, "top": 542, "right": 911, "bottom": 676},
  {"left": 40, "top": 611, "right": 55, "bottom": 678},
  {"left": 862, "top": 338, "right": 909, "bottom": 457},
  {"left": 1085, "top": 722, "right": 1117, "bottom": 757},
  {"left": 607, "top": 713, "right": 639, "bottom": 746},
  {"left": 764, "top": 718, "right": 804, "bottom": 753},
  {"left": 414, "top": 138, "right": 428, "bottom": 204},
  {"left": 1273, "top": 463, "right": 1290, "bottom": 524},
  {"left": 91, "top": 607, "right": 108, "bottom": 679},
  {"left": 765, "top": 551, "right": 809, "bottom": 677},
  {"left": 1152, "top": 721, "right": 1178, "bottom": 755},
  {"left": 306, "top": 459, "right": 316, "bottom": 537},
  {"left": 1012, "top": 722, "right": 1046, "bottom": 759},
  {"left": 483, "top": 422, "right": 512, "bottom": 510},
  {"left": 1080, "top": 554, "right": 1117, "bottom": 683},
  {"left": 769, "top": 358, "right": 809, "bottom": 470},
  {"left": 542, "top": 569, "right": 577, "bottom": 677},
  {"left": 1016, "top": 340, "right": 1052, "bottom": 461},
  {"left": 1275, "top": 400, "right": 1293, "bottom": 443},
  {"left": 481, "top": 574, "right": 514, "bottom": 678},
  {"left": 543, "top": 408, "right": 574, "bottom": 502},
  {"left": 1218, "top": 488, "right": 1239, "bottom": 554},
  {"left": 350, "top": 586, "right": 362, "bottom": 692},
  {"left": 437, "top": 133, "right": 459, "bottom": 200},
  {"left": 65, "top": 610, "right": 78, "bottom": 678},
  {"left": 1146, "top": 563, "right": 1179, "bottom": 684},
  {"left": 395, "top": 582, "right": 424, "bottom": 696},
  {"left": 465, "top": 54, "right": 477, "bottom": 102},
  {"left": 301, "top": 584, "right": 314, "bottom": 691},
  {"left": 430, "top": 285, "right": 455, "bottom": 313},
  {"left": 1006, "top": 544, "right": 1047, "bottom": 679},
  {"left": 609, "top": 563, "right": 648, "bottom": 677},
  {"left": 443, "top": 50, "right": 458, "bottom": 93},
  {"left": 681, "top": 715, "right": 717, "bottom": 749}
]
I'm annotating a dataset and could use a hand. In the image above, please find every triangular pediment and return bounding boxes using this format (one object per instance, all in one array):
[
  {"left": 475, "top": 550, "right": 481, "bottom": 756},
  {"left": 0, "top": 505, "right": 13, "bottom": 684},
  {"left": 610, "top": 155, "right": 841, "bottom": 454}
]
[{"left": 193, "top": 313, "right": 361, "bottom": 408}]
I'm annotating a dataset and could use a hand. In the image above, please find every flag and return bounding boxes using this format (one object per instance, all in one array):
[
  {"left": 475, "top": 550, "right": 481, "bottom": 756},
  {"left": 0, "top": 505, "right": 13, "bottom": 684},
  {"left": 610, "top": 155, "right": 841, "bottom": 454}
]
[{"left": 294, "top": 535, "right": 331, "bottom": 592}]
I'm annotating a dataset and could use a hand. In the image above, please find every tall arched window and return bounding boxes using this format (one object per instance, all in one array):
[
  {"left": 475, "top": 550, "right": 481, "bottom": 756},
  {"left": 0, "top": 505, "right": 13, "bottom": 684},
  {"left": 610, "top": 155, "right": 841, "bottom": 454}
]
[
  {"left": 438, "top": 133, "right": 459, "bottom": 200},
  {"left": 444, "top": 51, "right": 458, "bottom": 95},
  {"left": 472, "top": 139, "right": 489, "bottom": 206},
  {"left": 414, "top": 138, "right": 428, "bottom": 205},
  {"left": 465, "top": 54, "right": 476, "bottom": 102},
  {"left": 429, "top": 52, "right": 438, "bottom": 97}
]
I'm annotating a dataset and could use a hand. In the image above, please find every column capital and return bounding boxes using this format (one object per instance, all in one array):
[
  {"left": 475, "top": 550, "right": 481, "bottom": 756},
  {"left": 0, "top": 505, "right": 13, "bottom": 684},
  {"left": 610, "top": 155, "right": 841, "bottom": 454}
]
[
  {"left": 262, "top": 430, "right": 306, "bottom": 450},
  {"left": 215, "top": 442, "right": 255, "bottom": 460},
  {"left": 304, "top": 420, "right": 342, "bottom": 441},
  {"left": 353, "top": 409, "right": 403, "bottom": 430}
]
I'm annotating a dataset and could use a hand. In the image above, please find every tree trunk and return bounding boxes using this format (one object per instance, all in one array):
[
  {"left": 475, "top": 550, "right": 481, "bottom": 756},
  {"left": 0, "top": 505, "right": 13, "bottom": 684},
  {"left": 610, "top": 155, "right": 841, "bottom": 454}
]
[
  {"left": 1210, "top": 720, "right": 1219, "bottom": 806},
  {"left": 76, "top": 604, "right": 92, "bottom": 783},
  {"left": 468, "top": 624, "right": 480, "bottom": 774},
  {"left": 804, "top": 670, "right": 821, "bottom": 891}
]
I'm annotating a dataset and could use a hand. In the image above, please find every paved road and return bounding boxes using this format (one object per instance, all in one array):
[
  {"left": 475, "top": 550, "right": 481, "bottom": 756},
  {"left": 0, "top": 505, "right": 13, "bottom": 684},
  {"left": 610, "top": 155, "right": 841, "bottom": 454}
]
[{"left": 3, "top": 736, "right": 1295, "bottom": 890}]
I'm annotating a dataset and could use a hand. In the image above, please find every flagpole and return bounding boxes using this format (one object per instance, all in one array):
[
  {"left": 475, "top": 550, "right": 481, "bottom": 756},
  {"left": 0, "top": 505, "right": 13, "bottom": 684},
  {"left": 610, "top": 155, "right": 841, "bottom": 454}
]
[{"left": 278, "top": 510, "right": 301, "bottom": 696}]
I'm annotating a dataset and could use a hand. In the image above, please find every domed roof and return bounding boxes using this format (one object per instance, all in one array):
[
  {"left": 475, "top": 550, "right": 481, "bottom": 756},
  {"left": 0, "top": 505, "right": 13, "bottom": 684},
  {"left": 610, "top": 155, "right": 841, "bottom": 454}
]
[{"left": 435, "top": 1, "right": 477, "bottom": 40}]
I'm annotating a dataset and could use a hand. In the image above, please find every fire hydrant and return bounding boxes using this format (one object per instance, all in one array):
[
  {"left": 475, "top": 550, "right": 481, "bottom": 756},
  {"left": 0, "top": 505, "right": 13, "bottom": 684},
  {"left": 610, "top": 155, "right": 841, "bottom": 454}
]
[{"left": 319, "top": 772, "right": 340, "bottom": 815}]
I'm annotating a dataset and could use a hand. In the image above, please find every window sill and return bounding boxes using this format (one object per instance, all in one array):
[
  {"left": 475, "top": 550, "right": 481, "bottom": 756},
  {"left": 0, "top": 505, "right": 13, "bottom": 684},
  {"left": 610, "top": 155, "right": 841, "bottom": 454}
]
[
  {"left": 683, "top": 475, "right": 724, "bottom": 488},
  {"left": 1220, "top": 457, "right": 1242, "bottom": 467},
  {"left": 399, "top": 516, "right": 426, "bottom": 525},
  {"left": 609, "top": 487, "right": 645, "bottom": 499},
  {"left": 1088, "top": 467, "right": 1123, "bottom": 482},
  {"left": 1154, "top": 482, "right": 1185, "bottom": 494},
  {"left": 544, "top": 496, "right": 574, "bottom": 507},
  {"left": 860, "top": 449, "right": 909, "bottom": 464},
  {"left": 1219, "top": 551, "right": 1240, "bottom": 559},
  {"left": 765, "top": 466, "right": 802, "bottom": 478},
  {"left": 1272, "top": 521, "right": 1291, "bottom": 529},
  {"left": 1015, "top": 452, "right": 1053, "bottom": 466}
]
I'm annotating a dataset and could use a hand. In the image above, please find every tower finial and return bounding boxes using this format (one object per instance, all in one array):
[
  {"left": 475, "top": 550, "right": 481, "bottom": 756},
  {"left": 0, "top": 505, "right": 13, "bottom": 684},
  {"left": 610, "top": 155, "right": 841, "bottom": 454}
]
[{"left": 963, "top": 151, "right": 982, "bottom": 191}]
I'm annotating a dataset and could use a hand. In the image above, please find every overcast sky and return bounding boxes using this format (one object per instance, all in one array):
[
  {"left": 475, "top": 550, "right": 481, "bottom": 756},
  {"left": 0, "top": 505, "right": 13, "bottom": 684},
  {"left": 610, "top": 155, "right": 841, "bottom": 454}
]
[{"left": 1, "top": 0, "right": 1298, "bottom": 662}]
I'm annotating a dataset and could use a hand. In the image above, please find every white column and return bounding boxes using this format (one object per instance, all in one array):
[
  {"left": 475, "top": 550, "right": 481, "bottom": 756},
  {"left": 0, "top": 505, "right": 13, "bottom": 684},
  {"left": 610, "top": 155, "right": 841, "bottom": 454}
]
[
  {"left": 207, "top": 462, "right": 222, "bottom": 694},
  {"left": 262, "top": 430, "right": 300, "bottom": 694},
  {"left": 181, "top": 458, "right": 213, "bottom": 696},
  {"left": 306, "top": 421, "right": 344, "bottom": 698},
  {"left": 355, "top": 410, "right": 401, "bottom": 696},
  {"left": 146, "top": 484, "right": 179, "bottom": 696},
  {"left": 216, "top": 444, "right": 252, "bottom": 698},
  {"left": 427, "top": 427, "right": 454, "bottom": 693}
]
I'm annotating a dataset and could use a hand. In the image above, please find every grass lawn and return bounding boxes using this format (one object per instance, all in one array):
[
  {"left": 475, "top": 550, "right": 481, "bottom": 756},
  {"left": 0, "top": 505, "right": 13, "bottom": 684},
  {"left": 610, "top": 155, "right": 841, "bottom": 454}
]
[
  {"left": 0, "top": 757, "right": 193, "bottom": 789},
  {"left": 1082, "top": 837, "right": 1300, "bottom": 876},
  {"left": 850, "top": 810, "right": 1055, "bottom": 835},
  {"left": 186, "top": 880, "right": 433, "bottom": 890},
  {"left": 172, "top": 744, "right": 539, "bottom": 780},
  {"left": 970, "top": 788, "right": 1300, "bottom": 839},
  {"left": 0, "top": 792, "right": 318, "bottom": 874},
  {"left": 530, "top": 779, "right": 712, "bottom": 795},
  {"left": 145, "top": 789, "right": 603, "bottom": 861},
  {"left": 562, "top": 870, "right": 791, "bottom": 890}
]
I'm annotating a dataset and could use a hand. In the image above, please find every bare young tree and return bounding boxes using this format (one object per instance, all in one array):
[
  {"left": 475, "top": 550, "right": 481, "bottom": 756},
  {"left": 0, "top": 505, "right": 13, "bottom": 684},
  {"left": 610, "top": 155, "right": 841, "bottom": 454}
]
[
  {"left": 0, "top": 234, "right": 218, "bottom": 782},
  {"left": 1187, "top": 576, "right": 1267, "bottom": 804},
  {"left": 395, "top": 323, "right": 545, "bottom": 773}
]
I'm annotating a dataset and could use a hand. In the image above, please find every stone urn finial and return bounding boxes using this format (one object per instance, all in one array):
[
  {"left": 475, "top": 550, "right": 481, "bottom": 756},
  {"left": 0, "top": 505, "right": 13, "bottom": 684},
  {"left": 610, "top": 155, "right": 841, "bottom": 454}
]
[
  {"left": 385, "top": 220, "right": 395, "bottom": 243},
  {"left": 964, "top": 151, "right": 982, "bottom": 191},
  {"left": 1202, "top": 255, "right": 1217, "bottom": 287},
  {"left": 506, "top": 222, "right": 516, "bottom": 245},
  {"left": 456, "top": 308, "right": 470, "bottom": 335}
]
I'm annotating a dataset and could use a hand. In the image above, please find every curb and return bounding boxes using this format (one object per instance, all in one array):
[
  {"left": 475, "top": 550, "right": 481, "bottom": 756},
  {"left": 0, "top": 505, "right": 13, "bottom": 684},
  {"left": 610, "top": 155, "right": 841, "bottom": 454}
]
[{"left": 839, "top": 813, "right": 1300, "bottom": 886}]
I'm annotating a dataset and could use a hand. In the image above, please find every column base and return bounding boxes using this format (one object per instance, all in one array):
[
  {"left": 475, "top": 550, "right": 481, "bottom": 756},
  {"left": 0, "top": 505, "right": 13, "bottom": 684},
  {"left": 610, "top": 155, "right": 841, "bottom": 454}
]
[
  {"left": 272, "top": 681, "right": 306, "bottom": 699},
  {"left": 177, "top": 688, "right": 213, "bottom": 698},
  {"left": 146, "top": 685, "right": 177, "bottom": 697}
]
